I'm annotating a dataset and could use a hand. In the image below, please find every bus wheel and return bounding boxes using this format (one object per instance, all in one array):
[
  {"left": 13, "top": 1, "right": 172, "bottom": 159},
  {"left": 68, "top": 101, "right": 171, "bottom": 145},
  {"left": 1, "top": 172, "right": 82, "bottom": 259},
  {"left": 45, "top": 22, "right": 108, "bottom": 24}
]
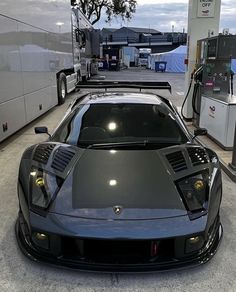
[{"left": 57, "top": 73, "right": 67, "bottom": 105}]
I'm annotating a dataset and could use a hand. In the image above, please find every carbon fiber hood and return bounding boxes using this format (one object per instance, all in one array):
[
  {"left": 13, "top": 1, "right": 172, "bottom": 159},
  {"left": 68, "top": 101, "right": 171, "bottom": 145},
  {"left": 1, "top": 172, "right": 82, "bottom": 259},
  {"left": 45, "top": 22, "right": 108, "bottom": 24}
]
[{"left": 50, "top": 148, "right": 189, "bottom": 220}]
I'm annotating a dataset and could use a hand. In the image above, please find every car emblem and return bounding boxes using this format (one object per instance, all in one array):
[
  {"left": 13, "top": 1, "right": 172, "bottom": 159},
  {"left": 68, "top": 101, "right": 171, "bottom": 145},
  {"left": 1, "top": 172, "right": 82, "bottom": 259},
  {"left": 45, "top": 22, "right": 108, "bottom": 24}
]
[{"left": 113, "top": 205, "right": 122, "bottom": 215}]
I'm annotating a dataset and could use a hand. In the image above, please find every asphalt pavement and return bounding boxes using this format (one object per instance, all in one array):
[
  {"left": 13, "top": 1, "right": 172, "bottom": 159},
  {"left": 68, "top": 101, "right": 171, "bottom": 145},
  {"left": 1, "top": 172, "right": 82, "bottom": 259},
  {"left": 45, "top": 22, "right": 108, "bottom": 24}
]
[{"left": 0, "top": 68, "right": 236, "bottom": 291}]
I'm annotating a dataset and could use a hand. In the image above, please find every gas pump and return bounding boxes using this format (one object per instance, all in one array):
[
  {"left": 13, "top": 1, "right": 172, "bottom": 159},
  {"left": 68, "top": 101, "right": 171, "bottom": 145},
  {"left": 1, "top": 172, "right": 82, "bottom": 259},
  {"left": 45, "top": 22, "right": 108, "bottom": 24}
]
[
  {"left": 192, "top": 36, "right": 233, "bottom": 127},
  {"left": 191, "top": 65, "right": 203, "bottom": 127},
  {"left": 194, "top": 35, "right": 236, "bottom": 149}
]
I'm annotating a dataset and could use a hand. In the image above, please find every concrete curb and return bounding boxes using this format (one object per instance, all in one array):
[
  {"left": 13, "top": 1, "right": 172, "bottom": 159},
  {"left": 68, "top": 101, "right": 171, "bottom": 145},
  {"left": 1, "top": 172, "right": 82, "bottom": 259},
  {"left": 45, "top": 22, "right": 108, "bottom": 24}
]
[{"left": 219, "top": 161, "right": 236, "bottom": 182}]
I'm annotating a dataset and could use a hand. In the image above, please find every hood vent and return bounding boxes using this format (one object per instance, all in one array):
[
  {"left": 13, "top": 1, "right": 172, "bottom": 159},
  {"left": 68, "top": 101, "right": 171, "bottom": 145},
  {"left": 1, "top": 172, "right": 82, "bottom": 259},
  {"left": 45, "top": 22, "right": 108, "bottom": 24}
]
[
  {"left": 188, "top": 147, "right": 209, "bottom": 167},
  {"left": 166, "top": 151, "right": 187, "bottom": 173},
  {"left": 51, "top": 147, "right": 75, "bottom": 172},
  {"left": 33, "top": 144, "right": 56, "bottom": 164}
]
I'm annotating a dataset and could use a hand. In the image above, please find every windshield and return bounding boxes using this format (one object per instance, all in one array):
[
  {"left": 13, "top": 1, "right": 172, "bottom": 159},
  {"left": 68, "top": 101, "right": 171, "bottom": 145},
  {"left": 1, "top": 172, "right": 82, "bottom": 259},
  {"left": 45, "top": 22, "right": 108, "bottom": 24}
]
[
  {"left": 52, "top": 103, "right": 188, "bottom": 148},
  {"left": 139, "top": 53, "right": 149, "bottom": 59}
]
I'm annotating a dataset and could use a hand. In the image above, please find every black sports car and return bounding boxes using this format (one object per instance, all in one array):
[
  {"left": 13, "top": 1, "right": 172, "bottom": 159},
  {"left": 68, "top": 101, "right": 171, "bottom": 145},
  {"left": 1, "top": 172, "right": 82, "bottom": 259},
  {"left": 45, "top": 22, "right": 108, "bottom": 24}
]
[{"left": 16, "top": 83, "right": 223, "bottom": 272}]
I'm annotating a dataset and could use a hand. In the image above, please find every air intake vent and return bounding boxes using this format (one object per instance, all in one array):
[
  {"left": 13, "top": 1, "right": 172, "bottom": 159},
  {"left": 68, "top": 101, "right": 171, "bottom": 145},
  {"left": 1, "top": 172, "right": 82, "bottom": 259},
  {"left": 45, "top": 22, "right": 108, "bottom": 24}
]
[
  {"left": 188, "top": 147, "right": 209, "bottom": 166},
  {"left": 166, "top": 151, "right": 187, "bottom": 173},
  {"left": 51, "top": 147, "right": 75, "bottom": 172},
  {"left": 33, "top": 144, "right": 56, "bottom": 164}
]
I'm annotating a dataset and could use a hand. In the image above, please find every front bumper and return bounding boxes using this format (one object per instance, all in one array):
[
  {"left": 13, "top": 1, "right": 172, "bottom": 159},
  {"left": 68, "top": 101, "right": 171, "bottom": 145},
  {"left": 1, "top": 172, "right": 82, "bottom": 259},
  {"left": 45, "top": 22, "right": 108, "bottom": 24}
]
[{"left": 15, "top": 211, "right": 223, "bottom": 272}]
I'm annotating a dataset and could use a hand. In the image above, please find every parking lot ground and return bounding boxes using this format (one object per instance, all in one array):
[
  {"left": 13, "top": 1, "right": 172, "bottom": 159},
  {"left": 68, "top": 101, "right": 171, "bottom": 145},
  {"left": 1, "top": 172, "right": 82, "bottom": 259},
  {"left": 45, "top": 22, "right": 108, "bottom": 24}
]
[
  {"left": 97, "top": 67, "right": 186, "bottom": 108},
  {"left": 0, "top": 68, "right": 236, "bottom": 291}
]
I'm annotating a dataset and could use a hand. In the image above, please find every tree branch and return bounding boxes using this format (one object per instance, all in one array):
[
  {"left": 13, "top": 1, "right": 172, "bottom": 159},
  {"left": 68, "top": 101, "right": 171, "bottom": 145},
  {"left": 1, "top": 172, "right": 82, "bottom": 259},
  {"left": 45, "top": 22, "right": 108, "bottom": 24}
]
[{"left": 79, "top": 0, "right": 137, "bottom": 25}]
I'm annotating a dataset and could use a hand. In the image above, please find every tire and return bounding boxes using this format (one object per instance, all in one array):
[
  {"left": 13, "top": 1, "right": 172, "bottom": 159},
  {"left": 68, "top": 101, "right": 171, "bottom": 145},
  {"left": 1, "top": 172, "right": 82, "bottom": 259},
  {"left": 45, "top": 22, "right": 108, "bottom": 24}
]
[
  {"left": 82, "top": 66, "right": 91, "bottom": 82},
  {"left": 82, "top": 74, "right": 87, "bottom": 82},
  {"left": 87, "top": 66, "right": 91, "bottom": 80},
  {"left": 77, "top": 71, "right": 81, "bottom": 83},
  {"left": 57, "top": 73, "right": 67, "bottom": 105}
]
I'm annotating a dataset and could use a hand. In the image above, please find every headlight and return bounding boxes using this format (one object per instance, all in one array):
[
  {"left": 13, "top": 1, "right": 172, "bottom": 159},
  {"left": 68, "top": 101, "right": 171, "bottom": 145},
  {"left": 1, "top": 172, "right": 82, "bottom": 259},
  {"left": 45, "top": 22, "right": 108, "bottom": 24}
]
[
  {"left": 30, "top": 169, "right": 63, "bottom": 209},
  {"left": 177, "top": 170, "right": 209, "bottom": 213}
]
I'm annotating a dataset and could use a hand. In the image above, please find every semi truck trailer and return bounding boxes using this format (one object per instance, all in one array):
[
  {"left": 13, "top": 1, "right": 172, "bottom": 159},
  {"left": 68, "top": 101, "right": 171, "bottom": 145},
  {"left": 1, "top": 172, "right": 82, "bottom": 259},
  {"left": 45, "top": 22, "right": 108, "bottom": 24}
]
[{"left": 0, "top": 0, "right": 98, "bottom": 142}]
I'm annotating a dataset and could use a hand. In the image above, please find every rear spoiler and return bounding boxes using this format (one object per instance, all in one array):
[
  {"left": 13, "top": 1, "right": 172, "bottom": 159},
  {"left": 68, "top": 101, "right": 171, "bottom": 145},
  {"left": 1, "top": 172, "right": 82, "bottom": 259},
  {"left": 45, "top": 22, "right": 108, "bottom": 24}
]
[{"left": 76, "top": 81, "right": 172, "bottom": 93}]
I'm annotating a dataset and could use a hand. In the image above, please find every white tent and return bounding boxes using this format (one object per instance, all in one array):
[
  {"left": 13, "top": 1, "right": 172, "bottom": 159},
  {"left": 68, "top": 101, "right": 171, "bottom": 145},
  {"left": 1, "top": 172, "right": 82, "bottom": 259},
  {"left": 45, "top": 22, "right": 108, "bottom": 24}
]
[
  {"left": 149, "top": 45, "right": 187, "bottom": 73},
  {"left": 232, "top": 59, "right": 236, "bottom": 73}
]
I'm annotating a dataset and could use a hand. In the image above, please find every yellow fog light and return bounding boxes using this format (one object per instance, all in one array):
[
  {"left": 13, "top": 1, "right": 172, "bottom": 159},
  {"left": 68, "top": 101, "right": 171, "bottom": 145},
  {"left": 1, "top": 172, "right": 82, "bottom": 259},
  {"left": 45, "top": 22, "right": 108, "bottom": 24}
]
[
  {"left": 186, "top": 235, "right": 203, "bottom": 253},
  {"left": 188, "top": 236, "right": 200, "bottom": 244},
  {"left": 35, "top": 177, "right": 44, "bottom": 187},
  {"left": 194, "top": 180, "right": 204, "bottom": 191},
  {"left": 35, "top": 233, "right": 47, "bottom": 240},
  {"left": 33, "top": 232, "right": 49, "bottom": 249}
]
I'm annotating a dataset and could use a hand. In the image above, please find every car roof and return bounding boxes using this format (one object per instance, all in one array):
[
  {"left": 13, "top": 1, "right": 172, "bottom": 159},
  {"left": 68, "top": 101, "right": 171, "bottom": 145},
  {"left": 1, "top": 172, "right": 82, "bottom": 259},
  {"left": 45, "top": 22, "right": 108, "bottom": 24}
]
[{"left": 81, "top": 92, "right": 162, "bottom": 105}]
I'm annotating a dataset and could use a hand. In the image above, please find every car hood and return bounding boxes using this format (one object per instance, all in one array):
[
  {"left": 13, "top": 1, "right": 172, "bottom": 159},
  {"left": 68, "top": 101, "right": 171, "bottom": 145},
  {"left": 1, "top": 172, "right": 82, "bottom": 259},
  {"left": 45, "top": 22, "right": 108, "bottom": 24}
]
[{"left": 50, "top": 148, "right": 188, "bottom": 220}]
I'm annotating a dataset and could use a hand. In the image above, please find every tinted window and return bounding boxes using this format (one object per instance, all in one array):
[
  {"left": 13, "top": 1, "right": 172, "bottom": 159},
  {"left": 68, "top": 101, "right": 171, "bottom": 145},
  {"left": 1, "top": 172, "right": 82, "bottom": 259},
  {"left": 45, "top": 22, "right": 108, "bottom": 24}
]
[
  {"left": 52, "top": 103, "right": 188, "bottom": 147},
  {"left": 139, "top": 53, "right": 149, "bottom": 59}
]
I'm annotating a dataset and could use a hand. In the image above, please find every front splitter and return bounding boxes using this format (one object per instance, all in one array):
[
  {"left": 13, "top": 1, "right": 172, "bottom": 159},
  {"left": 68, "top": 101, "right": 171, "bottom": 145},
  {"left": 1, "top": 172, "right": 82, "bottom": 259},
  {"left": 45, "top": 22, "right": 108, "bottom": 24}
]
[{"left": 15, "top": 215, "right": 223, "bottom": 273}]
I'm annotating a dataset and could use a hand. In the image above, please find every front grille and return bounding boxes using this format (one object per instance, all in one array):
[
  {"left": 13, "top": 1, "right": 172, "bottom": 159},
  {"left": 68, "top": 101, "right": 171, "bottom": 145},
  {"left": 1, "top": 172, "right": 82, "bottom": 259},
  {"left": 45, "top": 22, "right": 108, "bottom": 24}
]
[
  {"left": 33, "top": 144, "right": 56, "bottom": 164},
  {"left": 61, "top": 238, "right": 175, "bottom": 264},
  {"left": 51, "top": 147, "right": 75, "bottom": 172},
  {"left": 188, "top": 147, "right": 209, "bottom": 167},
  {"left": 166, "top": 151, "right": 187, "bottom": 173}
]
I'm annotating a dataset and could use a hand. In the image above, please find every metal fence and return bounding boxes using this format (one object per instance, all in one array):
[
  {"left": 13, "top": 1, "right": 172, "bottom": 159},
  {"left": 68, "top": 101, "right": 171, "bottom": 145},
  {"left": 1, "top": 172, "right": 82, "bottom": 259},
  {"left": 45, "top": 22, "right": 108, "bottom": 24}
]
[{"left": 102, "top": 34, "right": 187, "bottom": 45}]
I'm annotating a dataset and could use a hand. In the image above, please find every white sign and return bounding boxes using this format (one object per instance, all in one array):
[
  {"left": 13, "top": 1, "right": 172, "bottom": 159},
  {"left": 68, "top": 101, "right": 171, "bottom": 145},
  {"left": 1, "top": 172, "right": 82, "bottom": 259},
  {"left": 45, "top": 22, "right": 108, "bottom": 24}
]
[{"left": 197, "top": 0, "right": 216, "bottom": 18}]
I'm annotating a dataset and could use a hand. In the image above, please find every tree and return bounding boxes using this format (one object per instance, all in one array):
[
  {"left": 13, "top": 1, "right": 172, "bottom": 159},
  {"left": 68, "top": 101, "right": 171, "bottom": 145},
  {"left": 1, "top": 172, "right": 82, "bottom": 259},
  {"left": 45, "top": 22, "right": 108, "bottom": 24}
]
[{"left": 79, "top": 0, "right": 137, "bottom": 25}]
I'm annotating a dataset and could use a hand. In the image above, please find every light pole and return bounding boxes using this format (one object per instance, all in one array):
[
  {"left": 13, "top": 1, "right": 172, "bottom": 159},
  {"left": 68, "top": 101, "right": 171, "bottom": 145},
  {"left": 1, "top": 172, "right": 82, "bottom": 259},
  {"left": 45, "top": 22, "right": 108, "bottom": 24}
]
[{"left": 56, "top": 22, "right": 64, "bottom": 33}]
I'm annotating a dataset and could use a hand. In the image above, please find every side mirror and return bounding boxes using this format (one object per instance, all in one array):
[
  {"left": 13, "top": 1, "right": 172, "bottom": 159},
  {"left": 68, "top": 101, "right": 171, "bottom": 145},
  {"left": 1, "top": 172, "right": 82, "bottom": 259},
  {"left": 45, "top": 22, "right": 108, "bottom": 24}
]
[
  {"left": 193, "top": 128, "right": 207, "bottom": 139},
  {"left": 35, "top": 127, "right": 51, "bottom": 137}
]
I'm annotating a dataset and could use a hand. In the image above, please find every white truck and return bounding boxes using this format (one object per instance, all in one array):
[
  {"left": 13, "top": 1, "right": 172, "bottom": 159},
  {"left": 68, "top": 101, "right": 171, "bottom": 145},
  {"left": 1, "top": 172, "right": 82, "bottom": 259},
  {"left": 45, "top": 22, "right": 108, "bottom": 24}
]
[
  {"left": 0, "top": 0, "right": 98, "bottom": 142},
  {"left": 122, "top": 47, "right": 139, "bottom": 67},
  {"left": 75, "top": 9, "right": 100, "bottom": 81},
  {"left": 138, "top": 48, "right": 152, "bottom": 67}
]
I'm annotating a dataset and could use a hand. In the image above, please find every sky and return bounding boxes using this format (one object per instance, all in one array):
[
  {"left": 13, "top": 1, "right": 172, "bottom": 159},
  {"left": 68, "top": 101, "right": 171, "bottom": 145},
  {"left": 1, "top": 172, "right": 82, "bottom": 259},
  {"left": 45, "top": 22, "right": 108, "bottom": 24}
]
[{"left": 95, "top": 0, "right": 236, "bottom": 34}]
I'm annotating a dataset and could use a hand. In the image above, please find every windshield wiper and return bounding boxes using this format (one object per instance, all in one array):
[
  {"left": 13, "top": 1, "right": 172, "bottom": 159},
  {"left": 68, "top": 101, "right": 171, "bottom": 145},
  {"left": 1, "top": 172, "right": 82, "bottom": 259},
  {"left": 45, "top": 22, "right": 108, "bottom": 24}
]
[{"left": 87, "top": 140, "right": 181, "bottom": 149}]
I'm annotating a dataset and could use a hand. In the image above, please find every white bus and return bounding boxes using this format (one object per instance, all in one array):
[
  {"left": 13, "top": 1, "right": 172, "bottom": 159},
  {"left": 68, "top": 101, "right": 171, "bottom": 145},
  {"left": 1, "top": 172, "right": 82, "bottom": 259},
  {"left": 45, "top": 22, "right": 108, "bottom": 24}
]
[{"left": 0, "top": 0, "right": 98, "bottom": 142}]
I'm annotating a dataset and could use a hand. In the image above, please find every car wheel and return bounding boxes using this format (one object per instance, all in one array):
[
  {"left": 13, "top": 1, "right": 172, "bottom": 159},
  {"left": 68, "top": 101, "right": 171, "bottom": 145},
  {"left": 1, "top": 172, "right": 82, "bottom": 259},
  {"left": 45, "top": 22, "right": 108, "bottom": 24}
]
[{"left": 57, "top": 73, "right": 67, "bottom": 105}]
